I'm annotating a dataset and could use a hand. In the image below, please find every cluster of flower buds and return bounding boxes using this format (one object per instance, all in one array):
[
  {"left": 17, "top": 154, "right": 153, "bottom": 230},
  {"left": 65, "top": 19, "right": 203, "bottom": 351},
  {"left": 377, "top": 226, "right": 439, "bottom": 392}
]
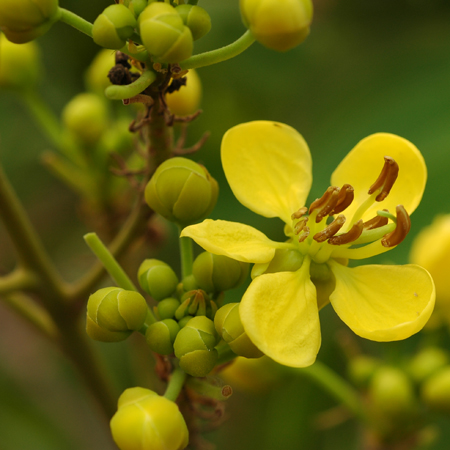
[{"left": 111, "top": 387, "right": 189, "bottom": 450}]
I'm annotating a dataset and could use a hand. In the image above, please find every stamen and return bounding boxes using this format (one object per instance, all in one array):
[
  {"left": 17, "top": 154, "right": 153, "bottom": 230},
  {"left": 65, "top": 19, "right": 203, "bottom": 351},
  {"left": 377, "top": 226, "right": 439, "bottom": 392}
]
[
  {"left": 381, "top": 205, "right": 411, "bottom": 247},
  {"left": 368, "top": 156, "right": 399, "bottom": 202},
  {"left": 291, "top": 207, "right": 308, "bottom": 220},
  {"left": 330, "top": 184, "right": 354, "bottom": 215},
  {"left": 313, "top": 215, "right": 346, "bottom": 243},
  {"left": 309, "top": 186, "right": 340, "bottom": 223},
  {"left": 363, "top": 210, "right": 389, "bottom": 230},
  {"left": 294, "top": 217, "right": 308, "bottom": 234},
  {"left": 328, "top": 220, "right": 364, "bottom": 245},
  {"left": 298, "top": 226, "right": 310, "bottom": 243}
]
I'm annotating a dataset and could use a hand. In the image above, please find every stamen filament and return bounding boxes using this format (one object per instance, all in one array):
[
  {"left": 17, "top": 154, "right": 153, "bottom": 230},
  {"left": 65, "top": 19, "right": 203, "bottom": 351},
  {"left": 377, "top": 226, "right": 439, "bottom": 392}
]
[
  {"left": 329, "top": 239, "right": 393, "bottom": 260},
  {"left": 350, "top": 222, "right": 396, "bottom": 246},
  {"left": 348, "top": 191, "right": 378, "bottom": 228}
]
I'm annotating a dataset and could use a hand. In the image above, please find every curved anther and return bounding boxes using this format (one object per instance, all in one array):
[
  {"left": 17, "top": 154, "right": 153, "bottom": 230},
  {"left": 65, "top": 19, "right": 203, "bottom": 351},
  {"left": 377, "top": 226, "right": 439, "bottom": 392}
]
[
  {"left": 363, "top": 210, "right": 389, "bottom": 230},
  {"left": 309, "top": 186, "right": 340, "bottom": 223},
  {"left": 368, "top": 156, "right": 399, "bottom": 202},
  {"left": 381, "top": 205, "right": 411, "bottom": 247},
  {"left": 313, "top": 215, "right": 346, "bottom": 243},
  {"left": 328, "top": 220, "right": 364, "bottom": 245},
  {"left": 294, "top": 217, "right": 308, "bottom": 235},
  {"left": 298, "top": 226, "right": 310, "bottom": 243},
  {"left": 330, "top": 184, "right": 354, "bottom": 215},
  {"left": 291, "top": 207, "right": 308, "bottom": 220}
]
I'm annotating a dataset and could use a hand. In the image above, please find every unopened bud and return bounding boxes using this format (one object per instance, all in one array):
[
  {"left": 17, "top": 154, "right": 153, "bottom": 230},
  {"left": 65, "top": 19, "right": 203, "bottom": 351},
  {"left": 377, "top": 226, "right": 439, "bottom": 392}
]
[
  {"left": 111, "top": 387, "right": 189, "bottom": 450},
  {"left": 84, "top": 49, "right": 115, "bottom": 94},
  {"left": 157, "top": 297, "right": 181, "bottom": 320},
  {"left": 128, "top": 0, "right": 147, "bottom": 18},
  {"left": 176, "top": 5, "right": 211, "bottom": 41},
  {"left": 175, "top": 289, "right": 217, "bottom": 320},
  {"left": 138, "top": 259, "right": 179, "bottom": 301},
  {"left": 347, "top": 355, "right": 381, "bottom": 389},
  {"left": 145, "top": 157, "right": 218, "bottom": 227},
  {"left": 146, "top": 319, "right": 180, "bottom": 355},
  {"left": 421, "top": 367, "right": 450, "bottom": 414},
  {"left": 166, "top": 69, "right": 202, "bottom": 117},
  {"left": 408, "top": 347, "right": 449, "bottom": 384}
]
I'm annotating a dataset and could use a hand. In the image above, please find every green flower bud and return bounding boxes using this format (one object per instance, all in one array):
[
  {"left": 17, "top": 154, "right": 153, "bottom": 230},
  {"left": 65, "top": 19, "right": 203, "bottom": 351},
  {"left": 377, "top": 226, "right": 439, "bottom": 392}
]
[
  {"left": 214, "top": 303, "right": 263, "bottom": 358},
  {"left": 181, "top": 274, "right": 198, "bottom": 292},
  {"left": 84, "top": 49, "right": 115, "bottom": 94},
  {"left": 0, "top": 37, "right": 41, "bottom": 90},
  {"left": 145, "top": 157, "right": 218, "bottom": 227},
  {"left": 193, "top": 252, "right": 249, "bottom": 293},
  {"left": 0, "top": 0, "right": 59, "bottom": 43},
  {"left": 146, "top": 319, "right": 180, "bottom": 355},
  {"left": 174, "top": 316, "right": 219, "bottom": 377},
  {"left": 347, "top": 355, "right": 381, "bottom": 389},
  {"left": 62, "top": 93, "right": 109, "bottom": 146},
  {"left": 178, "top": 315, "right": 194, "bottom": 328},
  {"left": 111, "top": 387, "right": 189, "bottom": 450},
  {"left": 175, "top": 5, "right": 211, "bottom": 41},
  {"left": 369, "top": 366, "right": 417, "bottom": 421},
  {"left": 138, "top": 259, "right": 179, "bottom": 301},
  {"left": 175, "top": 289, "right": 217, "bottom": 320},
  {"left": 408, "top": 347, "right": 449, "bottom": 384},
  {"left": 421, "top": 367, "right": 450, "bottom": 414},
  {"left": 129, "top": 0, "right": 147, "bottom": 18},
  {"left": 166, "top": 69, "right": 202, "bottom": 117},
  {"left": 86, "top": 287, "right": 148, "bottom": 342},
  {"left": 157, "top": 297, "right": 181, "bottom": 320},
  {"left": 92, "top": 4, "right": 137, "bottom": 50},
  {"left": 139, "top": 3, "right": 193, "bottom": 63},
  {"left": 240, "top": 0, "right": 313, "bottom": 52}
]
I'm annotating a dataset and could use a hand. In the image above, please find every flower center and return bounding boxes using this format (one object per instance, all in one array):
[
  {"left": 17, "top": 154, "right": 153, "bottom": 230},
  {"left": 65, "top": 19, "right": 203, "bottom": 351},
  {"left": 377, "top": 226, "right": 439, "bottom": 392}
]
[{"left": 289, "top": 156, "right": 411, "bottom": 264}]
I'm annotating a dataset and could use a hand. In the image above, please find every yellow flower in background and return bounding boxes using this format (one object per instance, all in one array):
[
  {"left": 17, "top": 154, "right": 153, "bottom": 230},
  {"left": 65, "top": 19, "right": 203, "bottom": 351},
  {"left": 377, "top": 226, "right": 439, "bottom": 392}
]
[
  {"left": 410, "top": 215, "right": 450, "bottom": 326},
  {"left": 182, "top": 121, "right": 435, "bottom": 368}
]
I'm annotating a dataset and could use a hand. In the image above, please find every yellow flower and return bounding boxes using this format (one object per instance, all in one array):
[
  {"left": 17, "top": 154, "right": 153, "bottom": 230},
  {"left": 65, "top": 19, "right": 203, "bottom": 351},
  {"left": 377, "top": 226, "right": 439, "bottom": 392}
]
[{"left": 182, "top": 121, "right": 435, "bottom": 368}]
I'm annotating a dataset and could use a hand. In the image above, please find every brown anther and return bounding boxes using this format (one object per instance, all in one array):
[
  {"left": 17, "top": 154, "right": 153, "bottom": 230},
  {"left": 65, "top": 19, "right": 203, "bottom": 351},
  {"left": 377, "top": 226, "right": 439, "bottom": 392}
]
[
  {"left": 294, "top": 217, "right": 308, "bottom": 235},
  {"left": 313, "top": 215, "right": 346, "bottom": 243},
  {"left": 291, "top": 207, "right": 308, "bottom": 220},
  {"left": 298, "top": 227, "right": 310, "bottom": 243},
  {"left": 330, "top": 184, "right": 354, "bottom": 215},
  {"left": 309, "top": 186, "right": 340, "bottom": 223},
  {"left": 328, "top": 220, "right": 364, "bottom": 245},
  {"left": 381, "top": 205, "right": 411, "bottom": 247},
  {"left": 363, "top": 210, "right": 389, "bottom": 230},
  {"left": 368, "top": 156, "right": 399, "bottom": 202}
]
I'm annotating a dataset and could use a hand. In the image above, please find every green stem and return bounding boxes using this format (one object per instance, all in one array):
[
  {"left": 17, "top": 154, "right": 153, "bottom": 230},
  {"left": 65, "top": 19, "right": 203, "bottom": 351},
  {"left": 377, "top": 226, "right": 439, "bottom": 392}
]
[
  {"left": 164, "top": 367, "right": 187, "bottom": 402},
  {"left": 180, "top": 30, "right": 256, "bottom": 70},
  {"left": 0, "top": 268, "right": 38, "bottom": 295},
  {"left": 216, "top": 343, "right": 237, "bottom": 366},
  {"left": 186, "top": 377, "right": 232, "bottom": 401},
  {"left": 178, "top": 229, "right": 193, "bottom": 279},
  {"left": 296, "top": 361, "right": 369, "bottom": 424},
  {"left": 84, "top": 232, "right": 137, "bottom": 292},
  {"left": 105, "top": 69, "right": 157, "bottom": 100},
  {"left": 58, "top": 7, "right": 93, "bottom": 38}
]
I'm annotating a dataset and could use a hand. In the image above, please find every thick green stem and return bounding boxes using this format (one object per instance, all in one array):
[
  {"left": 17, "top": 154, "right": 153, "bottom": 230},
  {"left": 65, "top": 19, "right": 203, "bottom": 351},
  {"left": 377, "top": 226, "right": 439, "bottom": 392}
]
[
  {"left": 105, "top": 69, "right": 157, "bottom": 100},
  {"left": 58, "top": 8, "right": 93, "bottom": 38},
  {"left": 180, "top": 30, "right": 256, "bottom": 70},
  {"left": 0, "top": 268, "right": 38, "bottom": 295},
  {"left": 296, "top": 361, "right": 369, "bottom": 424},
  {"left": 84, "top": 232, "right": 138, "bottom": 292},
  {"left": 178, "top": 232, "right": 193, "bottom": 279},
  {"left": 164, "top": 367, "right": 187, "bottom": 402}
]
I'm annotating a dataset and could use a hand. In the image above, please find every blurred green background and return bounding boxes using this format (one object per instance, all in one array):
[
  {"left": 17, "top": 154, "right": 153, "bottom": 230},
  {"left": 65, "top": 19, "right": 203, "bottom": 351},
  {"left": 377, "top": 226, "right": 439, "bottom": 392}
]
[{"left": 1, "top": 0, "right": 450, "bottom": 449}]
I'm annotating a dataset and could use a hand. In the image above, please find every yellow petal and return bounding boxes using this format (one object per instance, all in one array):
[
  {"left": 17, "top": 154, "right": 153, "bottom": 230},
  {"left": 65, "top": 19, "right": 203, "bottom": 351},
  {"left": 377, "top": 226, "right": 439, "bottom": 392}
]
[
  {"left": 331, "top": 133, "right": 427, "bottom": 222},
  {"left": 181, "top": 219, "right": 278, "bottom": 263},
  {"left": 240, "top": 261, "right": 321, "bottom": 367},
  {"left": 221, "top": 121, "right": 312, "bottom": 224},
  {"left": 329, "top": 262, "right": 435, "bottom": 341}
]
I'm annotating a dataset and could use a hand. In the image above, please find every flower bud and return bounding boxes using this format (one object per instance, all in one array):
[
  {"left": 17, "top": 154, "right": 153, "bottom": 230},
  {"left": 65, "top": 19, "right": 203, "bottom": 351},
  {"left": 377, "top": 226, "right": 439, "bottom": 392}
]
[
  {"left": 347, "top": 355, "right": 381, "bottom": 389},
  {"left": 175, "top": 289, "right": 217, "bottom": 321},
  {"left": 86, "top": 287, "right": 148, "bottom": 342},
  {"left": 193, "top": 252, "right": 249, "bottom": 293},
  {"left": 146, "top": 319, "right": 180, "bottom": 355},
  {"left": 84, "top": 49, "right": 115, "bottom": 94},
  {"left": 214, "top": 303, "right": 263, "bottom": 358},
  {"left": 240, "top": 0, "right": 313, "bottom": 52},
  {"left": 408, "top": 347, "right": 449, "bottom": 384},
  {"left": 62, "top": 93, "right": 109, "bottom": 146},
  {"left": 111, "top": 387, "right": 189, "bottom": 450},
  {"left": 157, "top": 297, "right": 181, "bottom": 320},
  {"left": 128, "top": 0, "right": 147, "bottom": 18},
  {"left": 0, "top": 0, "right": 59, "bottom": 43},
  {"left": 92, "top": 4, "right": 137, "bottom": 50},
  {"left": 0, "top": 37, "right": 41, "bottom": 90},
  {"left": 166, "top": 69, "right": 202, "bottom": 117},
  {"left": 178, "top": 315, "right": 194, "bottom": 328},
  {"left": 138, "top": 259, "right": 179, "bottom": 301},
  {"left": 421, "top": 367, "right": 450, "bottom": 414},
  {"left": 175, "top": 5, "right": 211, "bottom": 41},
  {"left": 173, "top": 316, "right": 219, "bottom": 377},
  {"left": 145, "top": 157, "right": 218, "bottom": 227},
  {"left": 139, "top": 3, "right": 193, "bottom": 63}
]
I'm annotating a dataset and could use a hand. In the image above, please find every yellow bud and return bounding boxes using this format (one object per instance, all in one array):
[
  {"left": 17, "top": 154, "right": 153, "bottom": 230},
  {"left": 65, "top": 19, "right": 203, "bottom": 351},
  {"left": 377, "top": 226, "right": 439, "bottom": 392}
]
[
  {"left": 166, "top": 69, "right": 202, "bottom": 117},
  {"left": 62, "top": 93, "right": 109, "bottom": 146},
  {"left": 0, "top": 0, "right": 60, "bottom": 43},
  {"left": 84, "top": 49, "right": 115, "bottom": 94},
  {"left": 111, "top": 387, "right": 189, "bottom": 450},
  {"left": 0, "top": 36, "right": 41, "bottom": 90},
  {"left": 240, "top": 0, "right": 313, "bottom": 51},
  {"left": 176, "top": 5, "right": 211, "bottom": 41}
]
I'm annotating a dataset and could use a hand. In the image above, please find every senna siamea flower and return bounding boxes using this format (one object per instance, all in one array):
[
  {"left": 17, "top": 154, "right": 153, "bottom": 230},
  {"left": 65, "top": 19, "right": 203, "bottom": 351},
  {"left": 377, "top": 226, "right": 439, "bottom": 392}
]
[{"left": 182, "top": 121, "right": 435, "bottom": 368}]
